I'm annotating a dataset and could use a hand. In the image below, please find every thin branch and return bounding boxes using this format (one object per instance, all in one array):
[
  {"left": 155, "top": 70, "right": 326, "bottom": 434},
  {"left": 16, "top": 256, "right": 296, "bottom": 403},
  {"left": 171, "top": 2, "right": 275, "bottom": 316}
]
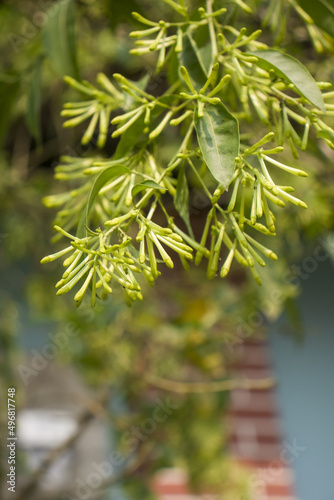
[
  {"left": 145, "top": 373, "right": 276, "bottom": 393},
  {"left": 30, "top": 441, "right": 156, "bottom": 500},
  {"left": 206, "top": 0, "right": 218, "bottom": 66},
  {"left": 16, "top": 389, "right": 110, "bottom": 500}
]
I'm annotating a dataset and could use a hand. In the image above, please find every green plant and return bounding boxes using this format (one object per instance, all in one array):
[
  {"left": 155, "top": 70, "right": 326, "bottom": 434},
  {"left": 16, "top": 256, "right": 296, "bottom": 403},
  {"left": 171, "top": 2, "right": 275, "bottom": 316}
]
[{"left": 42, "top": 0, "right": 334, "bottom": 306}]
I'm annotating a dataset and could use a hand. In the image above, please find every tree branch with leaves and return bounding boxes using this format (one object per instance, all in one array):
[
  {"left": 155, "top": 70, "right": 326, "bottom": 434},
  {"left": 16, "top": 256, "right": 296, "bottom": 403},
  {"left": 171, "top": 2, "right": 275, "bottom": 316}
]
[{"left": 42, "top": 0, "right": 334, "bottom": 307}]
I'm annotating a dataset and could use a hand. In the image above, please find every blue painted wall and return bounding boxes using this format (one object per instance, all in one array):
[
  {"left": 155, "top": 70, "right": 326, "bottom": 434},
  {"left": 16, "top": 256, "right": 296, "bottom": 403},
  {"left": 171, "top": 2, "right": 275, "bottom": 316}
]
[{"left": 269, "top": 259, "right": 334, "bottom": 500}]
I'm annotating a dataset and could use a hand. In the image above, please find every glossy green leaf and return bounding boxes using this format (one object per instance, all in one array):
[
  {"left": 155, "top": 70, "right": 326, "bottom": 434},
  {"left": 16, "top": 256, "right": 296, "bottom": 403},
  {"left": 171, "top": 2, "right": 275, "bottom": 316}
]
[
  {"left": 175, "top": 164, "right": 192, "bottom": 235},
  {"left": 26, "top": 58, "right": 43, "bottom": 144},
  {"left": 131, "top": 180, "right": 166, "bottom": 198},
  {"left": 178, "top": 32, "right": 209, "bottom": 89},
  {"left": 77, "top": 165, "right": 130, "bottom": 237},
  {"left": 195, "top": 102, "right": 239, "bottom": 189},
  {"left": 297, "top": 0, "right": 334, "bottom": 38},
  {"left": 249, "top": 49, "right": 325, "bottom": 112},
  {"left": 42, "top": 0, "right": 78, "bottom": 78}
]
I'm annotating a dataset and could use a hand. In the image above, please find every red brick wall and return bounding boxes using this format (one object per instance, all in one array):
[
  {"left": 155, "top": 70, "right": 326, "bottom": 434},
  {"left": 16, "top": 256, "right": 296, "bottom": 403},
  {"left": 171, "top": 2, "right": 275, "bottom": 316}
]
[{"left": 152, "top": 339, "right": 297, "bottom": 500}]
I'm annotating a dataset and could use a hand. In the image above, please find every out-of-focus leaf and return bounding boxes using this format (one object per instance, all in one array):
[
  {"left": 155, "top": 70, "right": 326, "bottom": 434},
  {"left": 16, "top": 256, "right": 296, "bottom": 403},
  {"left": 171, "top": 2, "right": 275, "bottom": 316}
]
[
  {"left": 107, "top": 0, "right": 140, "bottom": 28},
  {"left": 77, "top": 165, "right": 130, "bottom": 237},
  {"left": 42, "top": 0, "right": 78, "bottom": 78},
  {"left": 26, "top": 58, "right": 43, "bottom": 144},
  {"left": 195, "top": 102, "right": 239, "bottom": 189},
  {"left": 297, "top": 0, "right": 334, "bottom": 38},
  {"left": 131, "top": 180, "right": 165, "bottom": 198},
  {"left": 0, "top": 76, "right": 20, "bottom": 147},
  {"left": 317, "top": 128, "right": 334, "bottom": 148},
  {"left": 249, "top": 49, "right": 325, "bottom": 111},
  {"left": 114, "top": 113, "right": 146, "bottom": 160},
  {"left": 123, "top": 74, "right": 150, "bottom": 109},
  {"left": 114, "top": 105, "right": 164, "bottom": 159},
  {"left": 178, "top": 32, "right": 208, "bottom": 89}
]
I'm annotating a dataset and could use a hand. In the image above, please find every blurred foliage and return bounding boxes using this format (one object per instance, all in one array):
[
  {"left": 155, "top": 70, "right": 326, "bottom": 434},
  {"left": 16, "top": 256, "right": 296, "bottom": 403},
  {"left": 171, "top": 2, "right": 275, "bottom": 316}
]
[{"left": 0, "top": 1, "right": 334, "bottom": 499}]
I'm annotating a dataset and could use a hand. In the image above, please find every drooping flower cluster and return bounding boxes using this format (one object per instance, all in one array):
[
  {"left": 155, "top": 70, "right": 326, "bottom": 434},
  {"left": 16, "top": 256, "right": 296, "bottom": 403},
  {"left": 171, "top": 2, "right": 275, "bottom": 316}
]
[{"left": 42, "top": 0, "right": 334, "bottom": 305}]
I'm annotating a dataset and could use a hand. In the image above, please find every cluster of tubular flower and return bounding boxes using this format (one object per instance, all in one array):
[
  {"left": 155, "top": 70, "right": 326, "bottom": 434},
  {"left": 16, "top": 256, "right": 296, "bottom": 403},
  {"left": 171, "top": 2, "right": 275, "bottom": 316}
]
[{"left": 41, "top": 212, "right": 197, "bottom": 306}]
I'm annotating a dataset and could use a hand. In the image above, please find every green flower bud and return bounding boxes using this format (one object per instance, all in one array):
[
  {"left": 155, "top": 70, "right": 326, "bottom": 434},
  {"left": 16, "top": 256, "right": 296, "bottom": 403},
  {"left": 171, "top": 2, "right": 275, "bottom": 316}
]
[
  {"left": 239, "top": 245, "right": 255, "bottom": 267},
  {"left": 262, "top": 190, "right": 276, "bottom": 233},
  {"left": 220, "top": 241, "right": 236, "bottom": 277},
  {"left": 227, "top": 177, "right": 240, "bottom": 212},
  {"left": 230, "top": 214, "right": 248, "bottom": 248},
  {"left": 145, "top": 234, "right": 159, "bottom": 279},
  {"left": 276, "top": 188, "right": 308, "bottom": 208},
  {"left": 246, "top": 244, "right": 266, "bottom": 267},
  {"left": 180, "top": 66, "right": 196, "bottom": 94},
  {"left": 195, "top": 209, "right": 214, "bottom": 265},
  {"left": 56, "top": 261, "right": 93, "bottom": 295},
  {"left": 263, "top": 188, "right": 285, "bottom": 207},
  {"left": 139, "top": 238, "right": 146, "bottom": 264},
  {"left": 82, "top": 111, "right": 99, "bottom": 145},
  {"left": 112, "top": 108, "right": 144, "bottom": 138},
  {"left": 143, "top": 269, "right": 156, "bottom": 287},
  {"left": 222, "top": 232, "right": 248, "bottom": 267},
  {"left": 41, "top": 246, "right": 73, "bottom": 263},
  {"left": 170, "top": 110, "right": 193, "bottom": 126},
  {"left": 250, "top": 186, "right": 257, "bottom": 225},
  {"left": 90, "top": 269, "right": 97, "bottom": 307},
  {"left": 199, "top": 63, "right": 220, "bottom": 95},
  {"left": 244, "top": 233, "right": 277, "bottom": 260},
  {"left": 211, "top": 185, "right": 224, "bottom": 204},
  {"left": 249, "top": 265, "right": 262, "bottom": 286},
  {"left": 96, "top": 268, "right": 113, "bottom": 294},
  {"left": 243, "top": 132, "right": 275, "bottom": 156},
  {"left": 208, "top": 75, "right": 231, "bottom": 97},
  {"left": 130, "top": 26, "right": 160, "bottom": 38},
  {"left": 301, "top": 121, "right": 310, "bottom": 151},
  {"left": 175, "top": 27, "right": 183, "bottom": 53},
  {"left": 131, "top": 12, "right": 158, "bottom": 26},
  {"left": 149, "top": 111, "right": 173, "bottom": 140},
  {"left": 63, "top": 252, "right": 86, "bottom": 279},
  {"left": 112, "top": 107, "right": 143, "bottom": 125},
  {"left": 63, "top": 107, "right": 95, "bottom": 128},
  {"left": 149, "top": 231, "right": 174, "bottom": 268}
]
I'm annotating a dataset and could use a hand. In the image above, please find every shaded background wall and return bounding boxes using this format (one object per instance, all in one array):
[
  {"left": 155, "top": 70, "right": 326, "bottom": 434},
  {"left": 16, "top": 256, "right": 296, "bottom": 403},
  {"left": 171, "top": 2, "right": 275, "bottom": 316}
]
[{"left": 270, "top": 258, "right": 334, "bottom": 500}]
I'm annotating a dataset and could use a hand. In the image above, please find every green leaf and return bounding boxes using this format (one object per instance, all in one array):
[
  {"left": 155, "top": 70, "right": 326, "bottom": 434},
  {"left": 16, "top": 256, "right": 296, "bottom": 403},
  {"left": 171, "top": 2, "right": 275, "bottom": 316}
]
[
  {"left": 76, "top": 165, "right": 130, "bottom": 237},
  {"left": 114, "top": 113, "right": 146, "bottom": 159},
  {"left": 114, "top": 104, "right": 165, "bottom": 159},
  {"left": 123, "top": 74, "right": 150, "bottom": 109},
  {"left": 175, "top": 164, "right": 192, "bottom": 235},
  {"left": 131, "top": 180, "right": 166, "bottom": 198},
  {"left": 297, "top": 0, "right": 334, "bottom": 38},
  {"left": 316, "top": 128, "right": 334, "bottom": 147},
  {"left": 249, "top": 49, "right": 325, "bottom": 112},
  {"left": 26, "top": 58, "right": 43, "bottom": 144},
  {"left": 0, "top": 76, "right": 20, "bottom": 147},
  {"left": 42, "top": 0, "right": 78, "bottom": 78},
  {"left": 194, "top": 102, "right": 239, "bottom": 189},
  {"left": 178, "top": 32, "right": 209, "bottom": 89}
]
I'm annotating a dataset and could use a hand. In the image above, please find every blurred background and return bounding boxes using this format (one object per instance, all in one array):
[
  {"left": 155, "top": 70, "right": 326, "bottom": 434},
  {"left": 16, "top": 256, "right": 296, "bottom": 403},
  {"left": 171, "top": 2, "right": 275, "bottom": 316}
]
[{"left": 0, "top": 1, "right": 334, "bottom": 499}]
